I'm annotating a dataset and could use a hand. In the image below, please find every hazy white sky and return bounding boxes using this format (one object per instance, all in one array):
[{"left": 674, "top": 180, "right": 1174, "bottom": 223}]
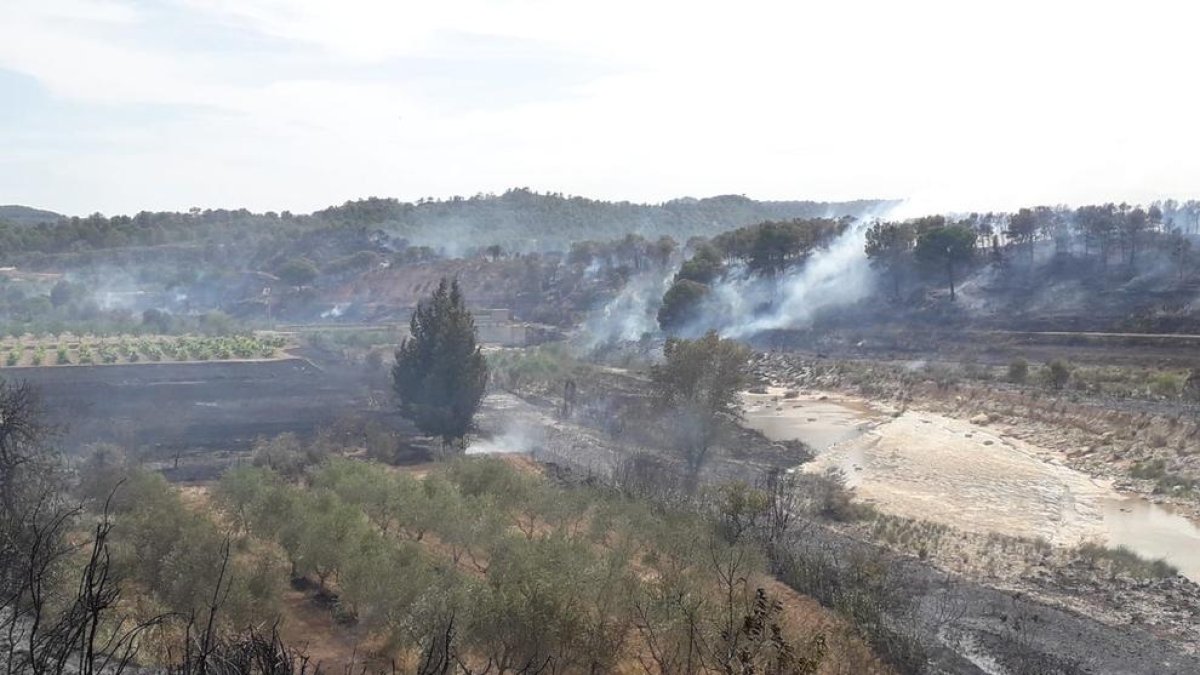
[{"left": 2, "top": 0, "right": 1198, "bottom": 216}]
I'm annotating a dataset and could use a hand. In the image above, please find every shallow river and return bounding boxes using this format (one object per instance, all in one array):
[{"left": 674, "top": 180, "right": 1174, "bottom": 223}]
[{"left": 742, "top": 390, "right": 1200, "bottom": 581}]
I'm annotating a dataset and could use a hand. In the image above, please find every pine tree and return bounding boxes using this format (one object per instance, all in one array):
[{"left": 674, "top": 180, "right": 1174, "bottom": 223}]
[{"left": 392, "top": 279, "right": 488, "bottom": 449}]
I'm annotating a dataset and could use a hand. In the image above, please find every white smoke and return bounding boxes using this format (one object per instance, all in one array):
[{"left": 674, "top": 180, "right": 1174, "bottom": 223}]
[
  {"left": 575, "top": 206, "right": 900, "bottom": 344},
  {"left": 466, "top": 418, "right": 546, "bottom": 456},
  {"left": 577, "top": 264, "right": 679, "bottom": 349},
  {"left": 320, "top": 303, "right": 349, "bottom": 319},
  {"left": 692, "top": 222, "right": 877, "bottom": 338}
]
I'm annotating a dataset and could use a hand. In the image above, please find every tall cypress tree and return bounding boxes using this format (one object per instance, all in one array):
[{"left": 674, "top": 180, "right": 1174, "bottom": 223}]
[{"left": 392, "top": 278, "right": 488, "bottom": 449}]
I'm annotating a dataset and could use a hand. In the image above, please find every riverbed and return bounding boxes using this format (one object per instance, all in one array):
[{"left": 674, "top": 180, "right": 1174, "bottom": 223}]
[{"left": 742, "top": 388, "right": 1200, "bottom": 581}]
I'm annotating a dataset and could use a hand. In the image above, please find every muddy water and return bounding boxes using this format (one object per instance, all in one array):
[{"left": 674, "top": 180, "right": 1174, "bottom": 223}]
[
  {"left": 741, "top": 390, "right": 883, "bottom": 498},
  {"left": 741, "top": 391, "right": 874, "bottom": 452},
  {"left": 743, "top": 388, "right": 1200, "bottom": 581},
  {"left": 1103, "top": 498, "right": 1200, "bottom": 580}
]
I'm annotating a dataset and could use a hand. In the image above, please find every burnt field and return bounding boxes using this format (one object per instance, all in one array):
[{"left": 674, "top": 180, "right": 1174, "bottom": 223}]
[
  {"left": 4, "top": 357, "right": 410, "bottom": 469},
  {"left": 750, "top": 325, "right": 1200, "bottom": 370}
]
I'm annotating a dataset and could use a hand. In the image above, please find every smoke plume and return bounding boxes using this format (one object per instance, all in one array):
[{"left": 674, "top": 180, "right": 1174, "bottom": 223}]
[
  {"left": 680, "top": 222, "right": 877, "bottom": 338},
  {"left": 577, "top": 264, "right": 679, "bottom": 349}
]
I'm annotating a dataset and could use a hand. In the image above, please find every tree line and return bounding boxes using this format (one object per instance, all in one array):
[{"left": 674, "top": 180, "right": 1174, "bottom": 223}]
[
  {"left": 656, "top": 200, "right": 1200, "bottom": 333},
  {"left": 0, "top": 189, "right": 887, "bottom": 262},
  {"left": 657, "top": 218, "right": 850, "bottom": 331},
  {"left": 864, "top": 202, "right": 1198, "bottom": 301}
]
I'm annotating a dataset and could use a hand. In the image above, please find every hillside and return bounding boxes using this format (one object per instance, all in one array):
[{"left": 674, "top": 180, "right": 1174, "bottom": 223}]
[
  {"left": 0, "top": 190, "right": 895, "bottom": 262},
  {"left": 0, "top": 204, "right": 63, "bottom": 227},
  {"left": 315, "top": 189, "right": 897, "bottom": 250}
]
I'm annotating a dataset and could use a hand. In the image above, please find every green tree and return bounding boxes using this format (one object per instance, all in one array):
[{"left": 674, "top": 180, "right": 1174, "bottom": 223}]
[
  {"left": 914, "top": 225, "right": 976, "bottom": 301},
  {"left": 1044, "top": 360, "right": 1071, "bottom": 390},
  {"left": 393, "top": 278, "right": 489, "bottom": 449},
  {"left": 311, "top": 458, "right": 397, "bottom": 532},
  {"left": 216, "top": 466, "right": 275, "bottom": 533},
  {"left": 657, "top": 279, "right": 709, "bottom": 333},
  {"left": 294, "top": 491, "right": 367, "bottom": 591},
  {"left": 1007, "top": 208, "right": 1038, "bottom": 266},
  {"left": 1007, "top": 358, "right": 1029, "bottom": 384},
  {"left": 1121, "top": 206, "right": 1150, "bottom": 271},
  {"left": 651, "top": 331, "right": 750, "bottom": 485},
  {"left": 251, "top": 432, "right": 325, "bottom": 479},
  {"left": 653, "top": 236, "right": 678, "bottom": 267},
  {"left": 675, "top": 244, "right": 724, "bottom": 285},
  {"left": 276, "top": 257, "right": 319, "bottom": 286},
  {"left": 748, "top": 222, "right": 803, "bottom": 275},
  {"left": 864, "top": 222, "right": 915, "bottom": 300},
  {"left": 1075, "top": 204, "right": 1118, "bottom": 272}
]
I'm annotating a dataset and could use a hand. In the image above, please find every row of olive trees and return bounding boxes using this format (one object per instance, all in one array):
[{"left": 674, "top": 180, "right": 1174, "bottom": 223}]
[{"left": 215, "top": 455, "right": 826, "bottom": 674}]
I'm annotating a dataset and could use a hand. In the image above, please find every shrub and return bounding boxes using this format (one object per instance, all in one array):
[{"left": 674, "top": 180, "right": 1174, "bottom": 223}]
[
  {"left": 1007, "top": 358, "right": 1028, "bottom": 384},
  {"left": 1150, "top": 372, "right": 1184, "bottom": 398},
  {"left": 1043, "top": 360, "right": 1071, "bottom": 390},
  {"left": 1073, "top": 542, "right": 1177, "bottom": 579},
  {"left": 1130, "top": 458, "right": 1166, "bottom": 480}
]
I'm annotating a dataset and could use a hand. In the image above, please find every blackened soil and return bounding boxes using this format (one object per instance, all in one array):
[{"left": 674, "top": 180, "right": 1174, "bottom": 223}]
[{"left": 3, "top": 358, "right": 404, "bottom": 459}]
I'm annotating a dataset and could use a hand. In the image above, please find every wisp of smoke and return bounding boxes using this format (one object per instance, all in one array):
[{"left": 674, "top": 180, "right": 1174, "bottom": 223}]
[
  {"left": 321, "top": 303, "right": 349, "bottom": 319},
  {"left": 576, "top": 204, "right": 899, "bottom": 345},
  {"left": 578, "top": 264, "right": 679, "bottom": 349},
  {"left": 700, "top": 222, "right": 877, "bottom": 338},
  {"left": 466, "top": 418, "right": 546, "bottom": 456}
]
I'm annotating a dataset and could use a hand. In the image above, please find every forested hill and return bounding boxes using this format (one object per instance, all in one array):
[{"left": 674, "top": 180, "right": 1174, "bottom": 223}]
[
  {"left": 0, "top": 205, "right": 64, "bottom": 227},
  {"left": 314, "top": 190, "right": 896, "bottom": 249},
  {"left": 0, "top": 189, "right": 895, "bottom": 260}
]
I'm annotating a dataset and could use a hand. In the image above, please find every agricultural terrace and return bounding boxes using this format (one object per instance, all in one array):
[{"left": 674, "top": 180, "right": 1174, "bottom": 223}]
[{"left": 0, "top": 333, "right": 289, "bottom": 367}]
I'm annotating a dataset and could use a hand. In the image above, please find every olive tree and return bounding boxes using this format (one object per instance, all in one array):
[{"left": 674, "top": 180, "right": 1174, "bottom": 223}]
[{"left": 650, "top": 331, "right": 750, "bottom": 486}]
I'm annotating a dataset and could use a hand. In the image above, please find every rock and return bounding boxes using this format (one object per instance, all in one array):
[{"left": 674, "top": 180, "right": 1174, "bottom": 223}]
[{"left": 970, "top": 413, "right": 990, "bottom": 425}]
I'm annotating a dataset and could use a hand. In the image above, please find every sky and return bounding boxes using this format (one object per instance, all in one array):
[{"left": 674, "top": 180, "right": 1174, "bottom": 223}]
[{"left": 2, "top": 0, "right": 1199, "bottom": 217}]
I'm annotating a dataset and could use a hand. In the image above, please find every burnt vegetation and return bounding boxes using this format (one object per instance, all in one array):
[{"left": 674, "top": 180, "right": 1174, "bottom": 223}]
[
  {"left": 0, "top": 372, "right": 890, "bottom": 674},
  {"left": 6, "top": 189, "right": 1200, "bottom": 675},
  {"left": 659, "top": 200, "right": 1200, "bottom": 337}
]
